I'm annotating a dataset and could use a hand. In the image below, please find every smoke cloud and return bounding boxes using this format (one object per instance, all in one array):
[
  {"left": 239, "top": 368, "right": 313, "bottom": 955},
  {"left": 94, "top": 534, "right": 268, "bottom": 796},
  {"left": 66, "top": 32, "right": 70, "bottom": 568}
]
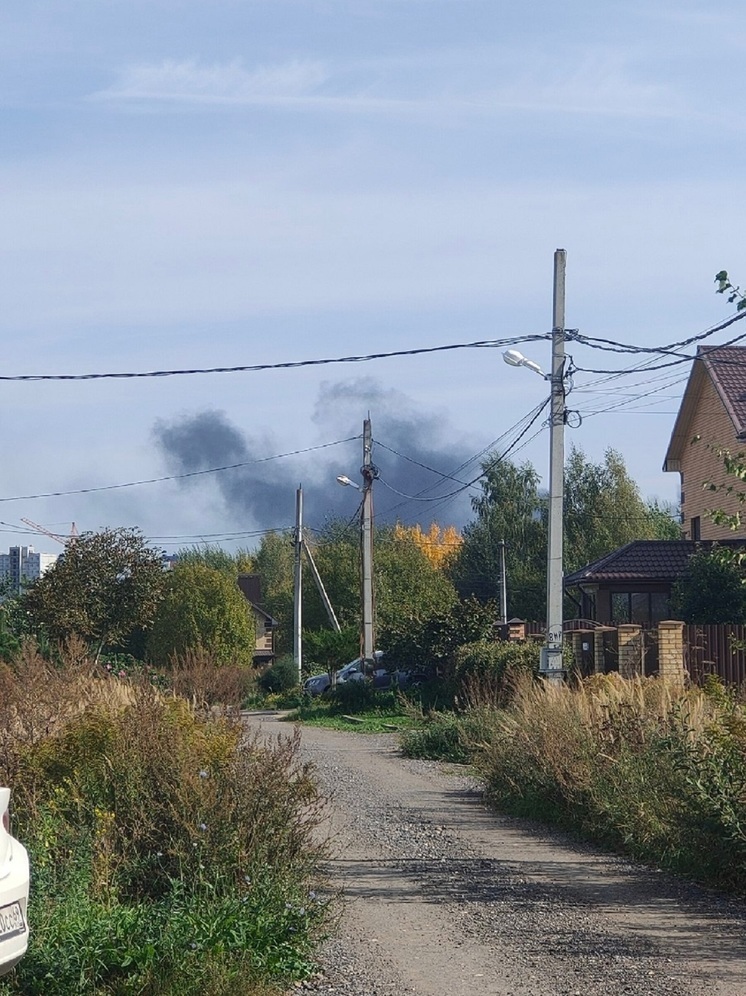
[{"left": 152, "top": 377, "right": 477, "bottom": 534}]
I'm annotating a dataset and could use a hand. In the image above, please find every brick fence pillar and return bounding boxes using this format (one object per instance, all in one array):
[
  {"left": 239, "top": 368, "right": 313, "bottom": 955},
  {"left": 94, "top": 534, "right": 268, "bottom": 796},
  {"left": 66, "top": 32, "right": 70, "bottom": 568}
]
[
  {"left": 571, "top": 632, "right": 583, "bottom": 674},
  {"left": 657, "top": 620, "right": 686, "bottom": 686},
  {"left": 618, "top": 624, "right": 643, "bottom": 678},
  {"left": 593, "top": 630, "right": 605, "bottom": 674}
]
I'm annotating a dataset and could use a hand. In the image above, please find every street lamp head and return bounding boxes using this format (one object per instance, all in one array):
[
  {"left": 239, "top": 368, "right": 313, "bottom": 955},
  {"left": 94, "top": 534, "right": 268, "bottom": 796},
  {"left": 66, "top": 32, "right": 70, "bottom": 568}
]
[
  {"left": 502, "top": 349, "right": 545, "bottom": 378},
  {"left": 336, "top": 475, "right": 360, "bottom": 490}
]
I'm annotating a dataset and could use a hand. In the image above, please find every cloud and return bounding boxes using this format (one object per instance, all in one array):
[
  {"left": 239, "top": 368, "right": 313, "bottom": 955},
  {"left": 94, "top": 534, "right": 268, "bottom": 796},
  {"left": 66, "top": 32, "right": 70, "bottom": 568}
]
[
  {"left": 93, "top": 57, "right": 331, "bottom": 104},
  {"left": 90, "top": 51, "right": 685, "bottom": 121}
]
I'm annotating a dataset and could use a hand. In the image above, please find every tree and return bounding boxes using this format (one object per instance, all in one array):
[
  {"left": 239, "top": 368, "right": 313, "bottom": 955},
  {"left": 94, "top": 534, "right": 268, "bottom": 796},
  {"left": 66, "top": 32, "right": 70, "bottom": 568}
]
[
  {"left": 450, "top": 448, "right": 681, "bottom": 621},
  {"left": 174, "top": 544, "right": 255, "bottom": 576},
  {"left": 393, "top": 523, "right": 462, "bottom": 569},
  {"left": 147, "top": 563, "right": 256, "bottom": 667},
  {"left": 449, "top": 457, "right": 546, "bottom": 620},
  {"left": 563, "top": 447, "right": 679, "bottom": 571},
  {"left": 373, "top": 525, "right": 459, "bottom": 648},
  {"left": 670, "top": 549, "right": 746, "bottom": 623},
  {"left": 252, "top": 518, "right": 460, "bottom": 659},
  {"left": 23, "top": 528, "right": 165, "bottom": 660}
]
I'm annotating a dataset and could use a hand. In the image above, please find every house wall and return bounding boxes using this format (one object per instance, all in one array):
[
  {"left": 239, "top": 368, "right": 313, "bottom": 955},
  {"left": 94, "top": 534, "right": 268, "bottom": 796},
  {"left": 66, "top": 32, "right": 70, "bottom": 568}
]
[
  {"left": 679, "top": 374, "right": 746, "bottom": 539},
  {"left": 254, "top": 614, "right": 274, "bottom": 654}
]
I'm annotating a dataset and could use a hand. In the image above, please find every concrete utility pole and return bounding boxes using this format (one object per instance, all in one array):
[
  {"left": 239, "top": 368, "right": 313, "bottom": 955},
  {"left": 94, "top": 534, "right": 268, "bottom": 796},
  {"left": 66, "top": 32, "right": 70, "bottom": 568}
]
[
  {"left": 542, "top": 248, "right": 567, "bottom": 681},
  {"left": 497, "top": 540, "right": 508, "bottom": 626},
  {"left": 360, "top": 417, "right": 376, "bottom": 665},
  {"left": 293, "top": 485, "right": 303, "bottom": 684},
  {"left": 302, "top": 539, "right": 341, "bottom": 633}
]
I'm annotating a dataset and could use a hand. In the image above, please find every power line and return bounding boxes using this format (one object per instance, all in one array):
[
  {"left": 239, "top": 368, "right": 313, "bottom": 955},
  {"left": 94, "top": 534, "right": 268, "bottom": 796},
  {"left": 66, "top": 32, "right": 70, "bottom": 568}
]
[
  {"left": 569, "top": 325, "right": 746, "bottom": 376},
  {"left": 0, "top": 436, "right": 358, "bottom": 503},
  {"left": 569, "top": 308, "right": 746, "bottom": 358},
  {"left": 0, "top": 335, "right": 550, "bottom": 382},
  {"left": 376, "top": 397, "right": 551, "bottom": 506}
]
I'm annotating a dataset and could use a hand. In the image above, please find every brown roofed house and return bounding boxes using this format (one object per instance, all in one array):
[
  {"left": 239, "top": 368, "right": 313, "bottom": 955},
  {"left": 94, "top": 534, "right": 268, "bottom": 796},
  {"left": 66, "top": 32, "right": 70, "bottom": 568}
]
[
  {"left": 663, "top": 345, "right": 746, "bottom": 540},
  {"left": 236, "top": 574, "right": 278, "bottom": 665}
]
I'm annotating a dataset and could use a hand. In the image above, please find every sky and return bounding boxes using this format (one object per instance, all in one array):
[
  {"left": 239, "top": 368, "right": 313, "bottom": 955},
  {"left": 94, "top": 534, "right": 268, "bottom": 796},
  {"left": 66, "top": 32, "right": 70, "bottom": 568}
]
[{"left": 1, "top": 0, "right": 745, "bottom": 555}]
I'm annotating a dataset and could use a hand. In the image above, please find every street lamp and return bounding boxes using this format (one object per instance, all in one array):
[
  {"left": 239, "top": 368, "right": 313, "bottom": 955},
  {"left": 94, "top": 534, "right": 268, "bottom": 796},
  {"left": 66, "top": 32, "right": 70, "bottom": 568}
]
[
  {"left": 502, "top": 249, "right": 567, "bottom": 681},
  {"left": 336, "top": 475, "right": 360, "bottom": 490},
  {"left": 503, "top": 349, "right": 545, "bottom": 378}
]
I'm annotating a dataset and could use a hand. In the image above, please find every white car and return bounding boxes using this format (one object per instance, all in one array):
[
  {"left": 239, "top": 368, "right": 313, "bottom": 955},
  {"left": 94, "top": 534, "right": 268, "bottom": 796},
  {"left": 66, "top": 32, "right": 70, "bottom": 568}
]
[
  {"left": 0, "top": 788, "right": 29, "bottom": 977},
  {"left": 303, "top": 652, "right": 384, "bottom": 696}
]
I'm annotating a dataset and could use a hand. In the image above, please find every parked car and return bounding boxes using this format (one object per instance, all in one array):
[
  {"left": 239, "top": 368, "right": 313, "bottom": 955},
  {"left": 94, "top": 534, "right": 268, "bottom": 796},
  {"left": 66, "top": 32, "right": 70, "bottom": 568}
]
[
  {"left": 0, "top": 788, "right": 29, "bottom": 977},
  {"left": 303, "top": 651, "right": 384, "bottom": 697},
  {"left": 372, "top": 668, "right": 430, "bottom": 690}
]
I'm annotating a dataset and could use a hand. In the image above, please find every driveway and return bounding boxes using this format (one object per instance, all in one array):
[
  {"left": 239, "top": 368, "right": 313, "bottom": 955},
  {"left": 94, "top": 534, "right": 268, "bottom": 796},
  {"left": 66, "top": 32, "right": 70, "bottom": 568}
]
[{"left": 244, "top": 712, "right": 746, "bottom": 996}]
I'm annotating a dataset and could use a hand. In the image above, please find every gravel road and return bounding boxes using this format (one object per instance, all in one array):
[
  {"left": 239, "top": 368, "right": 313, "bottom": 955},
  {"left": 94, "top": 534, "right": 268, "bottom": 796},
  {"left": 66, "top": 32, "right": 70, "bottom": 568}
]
[{"left": 244, "top": 711, "right": 746, "bottom": 996}]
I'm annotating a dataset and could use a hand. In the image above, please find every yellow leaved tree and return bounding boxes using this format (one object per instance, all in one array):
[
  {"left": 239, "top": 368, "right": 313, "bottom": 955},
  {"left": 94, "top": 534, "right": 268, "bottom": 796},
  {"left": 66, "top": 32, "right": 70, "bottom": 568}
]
[{"left": 393, "top": 522, "right": 462, "bottom": 569}]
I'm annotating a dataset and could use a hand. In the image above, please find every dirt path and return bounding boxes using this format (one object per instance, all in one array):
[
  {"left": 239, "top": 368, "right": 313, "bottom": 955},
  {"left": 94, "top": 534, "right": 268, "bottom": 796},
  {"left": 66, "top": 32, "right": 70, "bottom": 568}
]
[{"left": 245, "top": 711, "right": 746, "bottom": 996}]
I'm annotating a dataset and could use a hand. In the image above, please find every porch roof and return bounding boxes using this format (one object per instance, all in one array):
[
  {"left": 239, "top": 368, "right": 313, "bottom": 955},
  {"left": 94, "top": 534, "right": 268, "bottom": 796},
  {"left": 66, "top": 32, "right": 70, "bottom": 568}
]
[{"left": 564, "top": 539, "right": 746, "bottom": 586}]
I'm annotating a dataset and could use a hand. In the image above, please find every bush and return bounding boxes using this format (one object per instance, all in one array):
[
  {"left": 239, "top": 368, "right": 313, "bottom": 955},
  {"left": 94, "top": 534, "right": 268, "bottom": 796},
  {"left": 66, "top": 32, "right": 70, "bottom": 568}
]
[
  {"left": 454, "top": 639, "right": 539, "bottom": 704},
  {"left": 168, "top": 648, "right": 254, "bottom": 713},
  {"left": 0, "top": 644, "right": 328, "bottom": 994},
  {"left": 258, "top": 655, "right": 299, "bottom": 695},
  {"left": 400, "top": 712, "right": 471, "bottom": 763},
  {"left": 330, "top": 680, "right": 379, "bottom": 713}
]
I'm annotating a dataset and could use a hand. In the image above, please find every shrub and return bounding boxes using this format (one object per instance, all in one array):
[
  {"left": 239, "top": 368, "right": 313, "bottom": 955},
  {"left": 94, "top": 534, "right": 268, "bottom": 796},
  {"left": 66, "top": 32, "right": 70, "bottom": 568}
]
[
  {"left": 330, "top": 680, "right": 379, "bottom": 713},
  {"left": 400, "top": 712, "right": 471, "bottom": 763},
  {"left": 454, "top": 639, "right": 539, "bottom": 704},
  {"left": 0, "top": 646, "right": 329, "bottom": 994},
  {"left": 258, "top": 655, "right": 299, "bottom": 695},
  {"left": 168, "top": 647, "right": 254, "bottom": 713}
]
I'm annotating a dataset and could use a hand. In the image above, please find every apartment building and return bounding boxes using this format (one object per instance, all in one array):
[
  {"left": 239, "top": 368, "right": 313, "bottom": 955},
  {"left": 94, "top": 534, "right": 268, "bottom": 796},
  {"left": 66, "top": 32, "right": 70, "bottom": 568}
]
[{"left": 0, "top": 546, "right": 58, "bottom": 595}]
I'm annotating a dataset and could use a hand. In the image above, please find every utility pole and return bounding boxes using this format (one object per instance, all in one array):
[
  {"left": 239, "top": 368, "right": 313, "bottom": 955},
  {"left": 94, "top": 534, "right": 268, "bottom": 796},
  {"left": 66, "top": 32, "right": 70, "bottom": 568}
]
[
  {"left": 497, "top": 540, "right": 508, "bottom": 626},
  {"left": 542, "top": 248, "right": 567, "bottom": 680},
  {"left": 293, "top": 485, "right": 303, "bottom": 684},
  {"left": 360, "top": 417, "right": 376, "bottom": 665},
  {"left": 302, "top": 539, "right": 341, "bottom": 633}
]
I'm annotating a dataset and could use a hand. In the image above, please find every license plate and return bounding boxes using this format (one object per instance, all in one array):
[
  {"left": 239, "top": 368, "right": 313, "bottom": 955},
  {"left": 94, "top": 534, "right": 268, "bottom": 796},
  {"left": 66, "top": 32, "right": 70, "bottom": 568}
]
[{"left": 0, "top": 902, "right": 25, "bottom": 940}]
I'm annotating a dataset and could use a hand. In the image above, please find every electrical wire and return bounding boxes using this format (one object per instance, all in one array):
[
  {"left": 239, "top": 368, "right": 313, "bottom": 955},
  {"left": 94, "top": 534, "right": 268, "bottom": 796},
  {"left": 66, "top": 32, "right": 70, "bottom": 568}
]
[
  {"left": 0, "top": 335, "right": 550, "bottom": 382},
  {"left": 376, "top": 397, "right": 551, "bottom": 505},
  {"left": 569, "top": 308, "right": 746, "bottom": 358},
  {"left": 373, "top": 397, "right": 553, "bottom": 521},
  {"left": 0, "top": 436, "right": 359, "bottom": 504},
  {"left": 569, "top": 326, "right": 746, "bottom": 376}
]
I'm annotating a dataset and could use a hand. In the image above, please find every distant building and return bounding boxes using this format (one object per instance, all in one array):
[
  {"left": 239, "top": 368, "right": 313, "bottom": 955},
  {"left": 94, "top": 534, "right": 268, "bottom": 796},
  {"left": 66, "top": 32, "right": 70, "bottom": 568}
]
[
  {"left": 0, "top": 546, "right": 58, "bottom": 595},
  {"left": 236, "top": 574, "right": 278, "bottom": 665}
]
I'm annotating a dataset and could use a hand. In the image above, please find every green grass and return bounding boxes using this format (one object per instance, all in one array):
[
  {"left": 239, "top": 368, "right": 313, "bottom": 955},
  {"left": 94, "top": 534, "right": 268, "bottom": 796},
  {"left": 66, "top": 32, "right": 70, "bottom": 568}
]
[{"left": 285, "top": 684, "right": 437, "bottom": 733}]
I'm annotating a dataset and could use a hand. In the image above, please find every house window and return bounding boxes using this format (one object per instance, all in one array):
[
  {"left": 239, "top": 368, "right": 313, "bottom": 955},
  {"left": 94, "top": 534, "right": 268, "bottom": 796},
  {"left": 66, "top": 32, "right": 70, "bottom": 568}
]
[
  {"left": 630, "top": 593, "right": 649, "bottom": 624},
  {"left": 611, "top": 593, "right": 630, "bottom": 624},
  {"left": 650, "top": 593, "right": 670, "bottom": 623},
  {"left": 691, "top": 516, "right": 701, "bottom": 541},
  {"left": 610, "top": 591, "right": 670, "bottom": 625}
]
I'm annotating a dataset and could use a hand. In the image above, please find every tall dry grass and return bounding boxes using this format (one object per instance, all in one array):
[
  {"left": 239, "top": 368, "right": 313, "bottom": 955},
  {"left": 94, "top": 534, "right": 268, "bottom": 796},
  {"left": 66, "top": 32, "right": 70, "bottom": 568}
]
[
  {"left": 473, "top": 672, "right": 746, "bottom": 890},
  {"left": 167, "top": 646, "right": 255, "bottom": 716}
]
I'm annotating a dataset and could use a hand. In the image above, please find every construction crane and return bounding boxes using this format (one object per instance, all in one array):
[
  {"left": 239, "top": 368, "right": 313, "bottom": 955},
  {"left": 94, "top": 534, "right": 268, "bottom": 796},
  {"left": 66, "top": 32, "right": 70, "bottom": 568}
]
[{"left": 21, "top": 519, "right": 78, "bottom": 546}]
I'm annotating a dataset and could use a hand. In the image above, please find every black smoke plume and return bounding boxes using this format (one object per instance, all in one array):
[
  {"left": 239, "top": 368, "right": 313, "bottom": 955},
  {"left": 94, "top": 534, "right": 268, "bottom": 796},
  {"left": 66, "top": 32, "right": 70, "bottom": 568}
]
[{"left": 153, "top": 378, "right": 476, "bottom": 533}]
